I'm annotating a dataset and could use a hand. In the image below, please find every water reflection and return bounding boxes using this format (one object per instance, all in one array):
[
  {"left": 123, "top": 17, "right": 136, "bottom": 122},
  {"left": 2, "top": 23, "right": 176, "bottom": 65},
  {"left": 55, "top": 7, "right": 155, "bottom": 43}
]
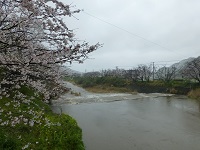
[
  {"left": 53, "top": 96, "right": 200, "bottom": 150},
  {"left": 166, "top": 96, "right": 172, "bottom": 106}
]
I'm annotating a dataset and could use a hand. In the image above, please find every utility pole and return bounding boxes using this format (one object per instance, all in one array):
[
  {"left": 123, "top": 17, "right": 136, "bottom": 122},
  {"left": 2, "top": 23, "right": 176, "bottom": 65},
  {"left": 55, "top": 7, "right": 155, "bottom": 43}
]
[{"left": 152, "top": 62, "right": 155, "bottom": 81}]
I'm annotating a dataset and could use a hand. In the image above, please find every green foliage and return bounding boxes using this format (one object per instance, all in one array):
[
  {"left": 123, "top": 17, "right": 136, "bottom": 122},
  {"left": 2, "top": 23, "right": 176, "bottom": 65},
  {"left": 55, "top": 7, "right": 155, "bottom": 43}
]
[
  {"left": 0, "top": 129, "right": 18, "bottom": 150},
  {"left": 71, "top": 76, "right": 200, "bottom": 95},
  {"left": 37, "top": 114, "right": 84, "bottom": 150},
  {"left": 0, "top": 87, "right": 84, "bottom": 150},
  {"left": 18, "top": 85, "right": 36, "bottom": 97},
  {"left": 147, "top": 80, "right": 165, "bottom": 86},
  {"left": 72, "top": 76, "right": 127, "bottom": 88}
]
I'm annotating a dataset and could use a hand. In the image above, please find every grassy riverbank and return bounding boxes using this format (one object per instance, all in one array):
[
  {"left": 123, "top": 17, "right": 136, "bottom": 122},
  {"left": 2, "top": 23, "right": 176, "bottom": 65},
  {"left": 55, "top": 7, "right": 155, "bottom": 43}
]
[
  {"left": 69, "top": 76, "right": 200, "bottom": 100},
  {"left": 0, "top": 86, "right": 84, "bottom": 150},
  {"left": 67, "top": 76, "right": 133, "bottom": 93},
  {"left": 85, "top": 85, "right": 133, "bottom": 93},
  {"left": 188, "top": 88, "right": 200, "bottom": 100}
]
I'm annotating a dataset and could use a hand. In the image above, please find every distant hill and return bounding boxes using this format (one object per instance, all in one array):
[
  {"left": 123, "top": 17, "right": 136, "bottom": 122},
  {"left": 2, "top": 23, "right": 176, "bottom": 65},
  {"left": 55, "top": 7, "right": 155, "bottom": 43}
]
[
  {"left": 156, "top": 56, "right": 199, "bottom": 80},
  {"left": 171, "top": 57, "right": 195, "bottom": 71}
]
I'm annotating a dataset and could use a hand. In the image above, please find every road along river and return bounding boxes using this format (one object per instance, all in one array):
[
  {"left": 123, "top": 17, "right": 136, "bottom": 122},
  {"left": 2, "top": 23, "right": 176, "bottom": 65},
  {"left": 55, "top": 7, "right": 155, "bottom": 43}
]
[{"left": 52, "top": 82, "right": 200, "bottom": 150}]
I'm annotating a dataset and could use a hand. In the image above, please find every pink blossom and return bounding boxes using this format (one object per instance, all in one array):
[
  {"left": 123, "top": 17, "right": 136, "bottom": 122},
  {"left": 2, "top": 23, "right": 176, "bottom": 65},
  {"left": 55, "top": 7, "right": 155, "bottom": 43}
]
[{"left": 0, "top": 0, "right": 100, "bottom": 103}]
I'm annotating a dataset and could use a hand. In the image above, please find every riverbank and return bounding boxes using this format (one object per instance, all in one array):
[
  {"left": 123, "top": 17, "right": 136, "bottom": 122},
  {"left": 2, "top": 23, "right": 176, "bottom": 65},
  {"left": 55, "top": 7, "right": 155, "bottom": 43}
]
[
  {"left": 188, "top": 88, "right": 200, "bottom": 100},
  {"left": 0, "top": 86, "right": 84, "bottom": 150},
  {"left": 69, "top": 76, "right": 200, "bottom": 100},
  {"left": 52, "top": 82, "right": 174, "bottom": 106}
]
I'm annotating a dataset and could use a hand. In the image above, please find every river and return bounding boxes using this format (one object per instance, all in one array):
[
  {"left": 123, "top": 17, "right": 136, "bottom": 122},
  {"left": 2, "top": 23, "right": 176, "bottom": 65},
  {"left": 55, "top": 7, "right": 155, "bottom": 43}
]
[{"left": 52, "top": 82, "right": 200, "bottom": 150}]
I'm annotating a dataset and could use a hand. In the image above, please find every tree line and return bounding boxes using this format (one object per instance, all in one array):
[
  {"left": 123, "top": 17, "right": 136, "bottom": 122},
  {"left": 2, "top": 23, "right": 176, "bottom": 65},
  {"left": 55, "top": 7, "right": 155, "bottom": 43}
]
[{"left": 79, "top": 57, "right": 200, "bottom": 83}]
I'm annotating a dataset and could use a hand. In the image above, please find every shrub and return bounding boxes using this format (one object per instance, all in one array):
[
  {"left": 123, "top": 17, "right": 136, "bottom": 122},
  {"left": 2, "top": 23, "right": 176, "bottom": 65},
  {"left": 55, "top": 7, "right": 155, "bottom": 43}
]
[
  {"left": 169, "top": 88, "right": 178, "bottom": 94},
  {"left": 188, "top": 88, "right": 200, "bottom": 100},
  {"left": 0, "top": 130, "right": 18, "bottom": 150}
]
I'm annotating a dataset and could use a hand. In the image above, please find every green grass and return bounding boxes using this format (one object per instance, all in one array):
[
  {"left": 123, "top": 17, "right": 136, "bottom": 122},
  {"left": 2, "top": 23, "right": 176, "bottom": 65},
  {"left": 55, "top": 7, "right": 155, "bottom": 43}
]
[
  {"left": 71, "top": 76, "right": 128, "bottom": 88},
  {"left": 69, "top": 76, "right": 200, "bottom": 96},
  {"left": 0, "top": 86, "right": 84, "bottom": 150},
  {"left": 85, "top": 85, "right": 135, "bottom": 93}
]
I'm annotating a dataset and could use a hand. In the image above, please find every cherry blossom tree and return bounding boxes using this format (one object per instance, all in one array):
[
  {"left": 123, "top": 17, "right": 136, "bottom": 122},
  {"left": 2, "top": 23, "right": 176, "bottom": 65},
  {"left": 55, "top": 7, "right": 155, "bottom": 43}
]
[{"left": 0, "top": 0, "right": 100, "bottom": 101}]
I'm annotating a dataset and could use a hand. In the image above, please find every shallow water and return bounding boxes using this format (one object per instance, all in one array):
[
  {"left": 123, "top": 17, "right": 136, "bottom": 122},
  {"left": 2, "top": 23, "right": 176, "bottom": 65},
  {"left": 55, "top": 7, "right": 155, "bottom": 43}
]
[{"left": 52, "top": 96, "right": 200, "bottom": 150}]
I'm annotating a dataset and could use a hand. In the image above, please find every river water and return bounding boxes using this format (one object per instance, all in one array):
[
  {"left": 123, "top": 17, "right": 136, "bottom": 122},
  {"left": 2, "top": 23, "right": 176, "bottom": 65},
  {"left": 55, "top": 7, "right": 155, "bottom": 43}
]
[
  {"left": 52, "top": 95, "right": 200, "bottom": 150},
  {"left": 52, "top": 82, "right": 200, "bottom": 150}
]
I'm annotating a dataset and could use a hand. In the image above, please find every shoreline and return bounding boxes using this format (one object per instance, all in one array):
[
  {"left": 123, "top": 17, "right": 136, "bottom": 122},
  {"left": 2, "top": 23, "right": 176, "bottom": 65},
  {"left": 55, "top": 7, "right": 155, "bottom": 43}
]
[{"left": 52, "top": 82, "right": 175, "bottom": 105}]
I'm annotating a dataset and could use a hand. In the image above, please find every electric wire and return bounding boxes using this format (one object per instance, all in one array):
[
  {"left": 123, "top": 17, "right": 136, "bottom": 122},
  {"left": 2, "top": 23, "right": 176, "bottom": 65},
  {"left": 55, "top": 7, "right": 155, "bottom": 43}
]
[{"left": 83, "top": 11, "right": 188, "bottom": 58}]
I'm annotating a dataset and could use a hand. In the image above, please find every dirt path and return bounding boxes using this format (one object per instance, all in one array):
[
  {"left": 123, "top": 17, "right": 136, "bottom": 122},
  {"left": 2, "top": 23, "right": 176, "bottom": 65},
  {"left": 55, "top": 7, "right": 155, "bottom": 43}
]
[{"left": 52, "top": 81, "right": 173, "bottom": 105}]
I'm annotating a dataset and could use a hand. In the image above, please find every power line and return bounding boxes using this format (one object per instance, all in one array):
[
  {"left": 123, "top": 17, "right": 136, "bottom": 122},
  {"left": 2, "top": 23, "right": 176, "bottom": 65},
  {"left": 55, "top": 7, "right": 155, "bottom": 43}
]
[
  {"left": 83, "top": 11, "right": 189, "bottom": 58},
  {"left": 153, "top": 60, "right": 181, "bottom": 63},
  {"left": 83, "top": 11, "right": 169, "bottom": 49}
]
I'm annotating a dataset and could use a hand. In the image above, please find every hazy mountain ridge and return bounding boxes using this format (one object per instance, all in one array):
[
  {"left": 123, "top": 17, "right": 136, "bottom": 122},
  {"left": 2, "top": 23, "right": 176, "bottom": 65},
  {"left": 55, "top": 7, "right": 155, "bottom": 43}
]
[
  {"left": 170, "top": 57, "right": 195, "bottom": 71},
  {"left": 157, "top": 56, "right": 200, "bottom": 79}
]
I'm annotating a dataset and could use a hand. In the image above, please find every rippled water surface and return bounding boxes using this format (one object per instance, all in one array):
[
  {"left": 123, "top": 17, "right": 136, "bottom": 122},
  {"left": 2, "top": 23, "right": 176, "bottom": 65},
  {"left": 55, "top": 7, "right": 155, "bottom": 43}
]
[{"left": 52, "top": 95, "right": 200, "bottom": 150}]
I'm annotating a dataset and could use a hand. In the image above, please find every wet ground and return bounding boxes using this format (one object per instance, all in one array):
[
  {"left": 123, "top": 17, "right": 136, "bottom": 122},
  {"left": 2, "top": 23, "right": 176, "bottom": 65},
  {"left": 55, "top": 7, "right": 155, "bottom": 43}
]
[{"left": 52, "top": 82, "right": 200, "bottom": 150}]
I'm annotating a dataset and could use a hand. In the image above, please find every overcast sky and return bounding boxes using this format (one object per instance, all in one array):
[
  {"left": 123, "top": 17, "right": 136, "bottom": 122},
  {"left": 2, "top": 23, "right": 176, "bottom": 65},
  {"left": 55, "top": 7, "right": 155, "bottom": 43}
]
[{"left": 61, "top": 0, "right": 200, "bottom": 72}]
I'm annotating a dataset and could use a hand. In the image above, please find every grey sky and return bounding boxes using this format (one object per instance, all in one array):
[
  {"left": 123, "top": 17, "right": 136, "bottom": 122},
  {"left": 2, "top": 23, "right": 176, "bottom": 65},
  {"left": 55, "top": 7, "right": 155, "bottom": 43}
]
[{"left": 62, "top": 0, "right": 200, "bottom": 72}]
